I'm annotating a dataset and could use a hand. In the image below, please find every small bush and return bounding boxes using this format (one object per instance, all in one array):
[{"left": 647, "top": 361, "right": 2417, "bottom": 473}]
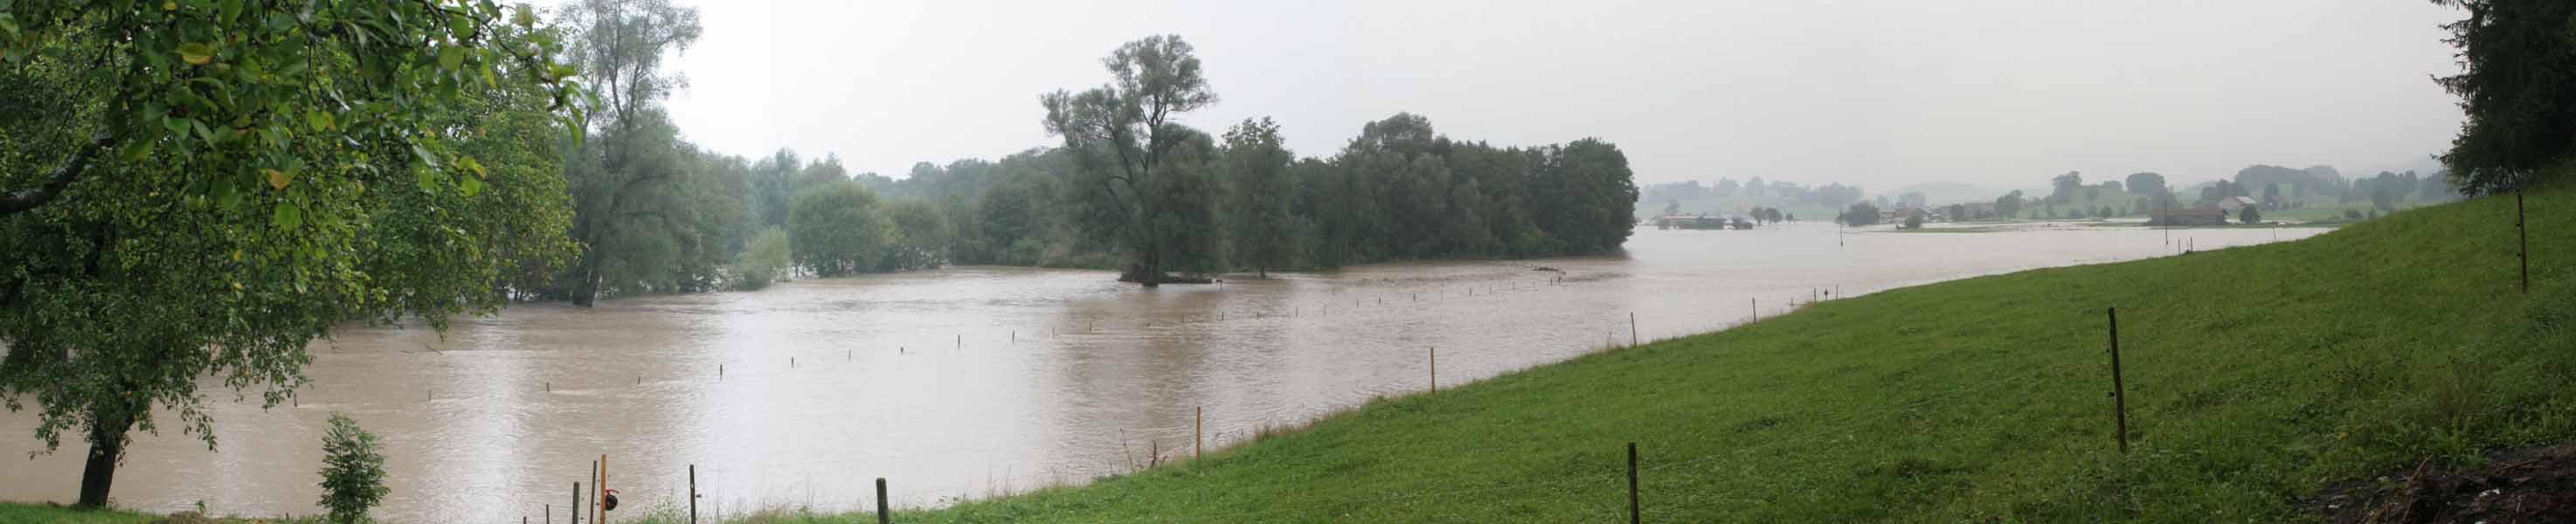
[{"left": 318, "top": 412, "right": 389, "bottom": 523}]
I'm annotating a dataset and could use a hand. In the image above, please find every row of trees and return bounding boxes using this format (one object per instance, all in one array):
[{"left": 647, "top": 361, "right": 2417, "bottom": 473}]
[{"left": 1035, "top": 36, "right": 1636, "bottom": 285}]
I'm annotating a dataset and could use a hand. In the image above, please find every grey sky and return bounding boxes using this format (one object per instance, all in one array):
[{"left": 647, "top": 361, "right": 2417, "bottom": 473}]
[{"left": 661, "top": 0, "right": 2465, "bottom": 191}]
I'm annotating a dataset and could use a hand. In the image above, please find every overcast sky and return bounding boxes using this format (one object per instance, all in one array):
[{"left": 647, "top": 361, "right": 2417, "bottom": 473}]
[{"left": 660, "top": 0, "right": 2465, "bottom": 191}]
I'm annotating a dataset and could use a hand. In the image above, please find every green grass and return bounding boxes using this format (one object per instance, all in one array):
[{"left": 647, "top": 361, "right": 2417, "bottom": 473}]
[{"left": 0, "top": 501, "right": 323, "bottom": 523}]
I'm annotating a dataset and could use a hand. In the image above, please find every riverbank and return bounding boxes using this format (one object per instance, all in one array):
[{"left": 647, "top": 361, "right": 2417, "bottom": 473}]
[
  {"left": 8, "top": 189, "right": 2551, "bottom": 522},
  {"left": 828, "top": 187, "right": 2555, "bottom": 521}
]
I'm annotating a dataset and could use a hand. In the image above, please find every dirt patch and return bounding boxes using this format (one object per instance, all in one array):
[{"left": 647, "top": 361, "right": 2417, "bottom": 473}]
[{"left": 2312, "top": 441, "right": 2576, "bottom": 523}]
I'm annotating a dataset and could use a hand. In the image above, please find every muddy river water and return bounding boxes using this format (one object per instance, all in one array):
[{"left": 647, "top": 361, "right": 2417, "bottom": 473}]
[{"left": 0, "top": 222, "right": 2321, "bottom": 521}]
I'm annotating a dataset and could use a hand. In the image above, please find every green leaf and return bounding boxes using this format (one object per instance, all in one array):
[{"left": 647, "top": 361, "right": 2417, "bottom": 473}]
[
  {"left": 458, "top": 174, "right": 483, "bottom": 196},
  {"left": 163, "top": 116, "right": 190, "bottom": 135},
  {"left": 177, "top": 42, "right": 216, "bottom": 65},
  {"left": 411, "top": 142, "right": 440, "bottom": 169},
  {"left": 417, "top": 169, "right": 440, "bottom": 193},
  {"left": 306, "top": 110, "right": 332, "bottom": 131},
  {"left": 439, "top": 46, "right": 463, "bottom": 70},
  {"left": 190, "top": 119, "right": 218, "bottom": 145},
  {"left": 272, "top": 202, "right": 304, "bottom": 229}
]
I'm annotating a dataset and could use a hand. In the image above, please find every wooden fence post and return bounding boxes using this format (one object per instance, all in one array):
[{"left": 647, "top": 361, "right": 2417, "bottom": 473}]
[
  {"left": 2109, "top": 307, "right": 2129, "bottom": 455},
  {"left": 1195, "top": 406, "right": 1204, "bottom": 459},
  {"left": 1627, "top": 443, "right": 1641, "bottom": 524},
  {"left": 876, "top": 478, "right": 890, "bottom": 524},
  {"left": 689, "top": 464, "right": 697, "bottom": 523}
]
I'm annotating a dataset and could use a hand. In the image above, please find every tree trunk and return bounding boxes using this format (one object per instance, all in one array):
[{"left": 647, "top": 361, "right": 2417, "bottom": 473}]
[
  {"left": 571, "top": 247, "right": 603, "bottom": 307},
  {"left": 1139, "top": 250, "right": 1162, "bottom": 287},
  {"left": 75, "top": 409, "right": 133, "bottom": 508},
  {"left": 1258, "top": 265, "right": 1267, "bottom": 279}
]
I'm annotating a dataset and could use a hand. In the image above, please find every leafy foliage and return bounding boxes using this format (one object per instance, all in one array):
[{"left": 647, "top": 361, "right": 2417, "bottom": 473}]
[
  {"left": 316, "top": 413, "right": 388, "bottom": 524},
  {"left": 0, "top": 0, "right": 579, "bottom": 507},
  {"left": 2431, "top": 0, "right": 2576, "bottom": 194},
  {"left": 788, "top": 182, "right": 889, "bottom": 278}
]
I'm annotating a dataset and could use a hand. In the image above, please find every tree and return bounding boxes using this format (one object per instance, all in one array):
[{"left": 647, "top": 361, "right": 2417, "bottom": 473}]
[
  {"left": 1841, "top": 202, "right": 1882, "bottom": 226},
  {"left": 1946, "top": 204, "right": 1967, "bottom": 222},
  {"left": 1040, "top": 35, "right": 1222, "bottom": 286},
  {"left": 1714, "top": 177, "right": 1742, "bottom": 196},
  {"left": 789, "top": 183, "right": 890, "bottom": 277},
  {"left": 558, "top": 0, "right": 705, "bottom": 306},
  {"left": 2125, "top": 172, "right": 2169, "bottom": 197},
  {"left": 729, "top": 227, "right": 793, "bottom": 290},
  {"left": 1901, "top": 213, "right": 1924, "bottom": 229},
  {"left": 2048, "top": 171, "right": 2085, "bottom": 203},
  {"left": 317, "top": 413, "right": 390, "bottom": 524},
  {"left": 1222, "top": 118, "right": 1298, "bottom": 277},
  {"left": 0, "top": 3, "right": 578, "bottom": 507},
  {"left": 2263, "top": 183, "right": 2282, "bottom": 203},
  {"left": 881, "top": 199, "right": 952, "bottom": 271},
  {"left": 2431, "top": 0, "right": 2576, "bottom": 194},
  {"left": 1994, "top": 190, "right": 2025, "bottom": 218},
  {"left": 2240, "top": 206, "right": 2262, "bottom": 224}
]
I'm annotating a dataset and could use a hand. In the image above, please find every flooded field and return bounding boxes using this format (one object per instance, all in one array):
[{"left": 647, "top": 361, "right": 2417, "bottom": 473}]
[{"left": 0, "top": 222, "right": 2322, "bottom": 521}]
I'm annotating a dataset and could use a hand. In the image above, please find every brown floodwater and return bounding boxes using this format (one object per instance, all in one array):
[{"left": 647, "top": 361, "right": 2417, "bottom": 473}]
[{"left": 0, "top": 222, "right": 2320, "bottom": 521}]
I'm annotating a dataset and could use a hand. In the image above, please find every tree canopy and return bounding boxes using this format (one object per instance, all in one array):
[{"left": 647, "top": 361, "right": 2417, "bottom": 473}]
[
  {"left": 0, "top": 0, "right": 579, "bottom": 507},
  {"left": 2432, "top": 0, "right": 2576, "bottom": 194}
]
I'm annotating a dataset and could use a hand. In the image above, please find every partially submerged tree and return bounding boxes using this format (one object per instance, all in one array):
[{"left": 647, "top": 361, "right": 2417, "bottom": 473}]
[
  {"left": 0, "top": 1, "right": 579, "bottom": 507},
  {"left": 1223, "top": 118, "right": 1298, "bottom": 278},
  {"left": 1040, "top": 34, "right": 1222, "bottom": 286},
  {"left": 557, "top": 0, "right": 705, "bottom": 305}
]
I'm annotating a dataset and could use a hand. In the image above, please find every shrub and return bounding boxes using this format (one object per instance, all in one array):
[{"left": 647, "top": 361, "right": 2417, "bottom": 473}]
[
  {"left": 2240, "top": 206, "right": 2261, "bottom": 224},
  {"left": 1901, "top": 214, "right": 1923, "bottom": 229},
  {"left": 318, "top": 412, "right": 389, "bottom": 523}
]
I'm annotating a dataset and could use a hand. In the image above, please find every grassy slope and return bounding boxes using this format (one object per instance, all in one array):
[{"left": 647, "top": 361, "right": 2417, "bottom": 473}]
[{"left": 880, "top": 189, "right": 2573, "bottom": 523}]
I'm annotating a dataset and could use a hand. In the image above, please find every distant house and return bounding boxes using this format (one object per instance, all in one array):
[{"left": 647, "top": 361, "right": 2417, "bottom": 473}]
[
  {"left": 2217, "top": 196, "right": 2260, "bottom": 212},
  {"left": 2148, "top": 207, "right": 2228, "bottom": 225}
]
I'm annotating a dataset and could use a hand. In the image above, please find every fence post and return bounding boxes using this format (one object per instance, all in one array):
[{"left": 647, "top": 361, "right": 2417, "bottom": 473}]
[
  {"left": 2109, "top": 307, "right": 2128, "bottom": 455},
  {"left": 571, "top": 481, "right": 581, "bottom": 524},
  {"left": 1430, "top": 347, "right": 1437, "bottom": 393},
  {"left": 1627, "top": 442, "right": 1640, "bottom": 524},
  {"left": 1195, "top": 406, "right": 1204, "bottom": 459},
  {"left": 876, "top": 478, "right": 890, "bottom": 524},
  {"left": 689, "top": 464, "right": 697, "bottom": 523},
  {"left": 1630, "top": 312, "right": 1638, "bottom": 347},
  {"left": 2519, "top": 191, "right": 2530, "bottom": 294}
]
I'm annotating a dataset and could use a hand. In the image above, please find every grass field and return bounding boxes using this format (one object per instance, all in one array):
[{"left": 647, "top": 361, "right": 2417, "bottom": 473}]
[{"left": 13, "top": 188, "right": 2569, "bottom": 523}]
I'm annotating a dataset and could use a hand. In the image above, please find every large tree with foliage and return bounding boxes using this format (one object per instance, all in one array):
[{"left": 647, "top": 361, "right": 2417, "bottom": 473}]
[
  {"left": 0, "top": 0, "right": 578, "bottom": 507},
  {"left": 1039, "top": 34, "right": 1222, "bottom": 286},
  {"left": 1222, "top": 117, "right": 1298, "bottom": 277},
  {"left": 788, "top": 183, "right": 889, "bottom": 277},
  {"left": 557, "top": 0, "right": 703, "bottom": 305},
  {"left": 2431, "top": 0, "right": 2576, "bottom": 194}
]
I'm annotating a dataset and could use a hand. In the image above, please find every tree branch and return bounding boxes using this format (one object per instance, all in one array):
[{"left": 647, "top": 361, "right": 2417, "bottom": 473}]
[{"left": 0, "top": 131, "right": 117, "bottom": 217}]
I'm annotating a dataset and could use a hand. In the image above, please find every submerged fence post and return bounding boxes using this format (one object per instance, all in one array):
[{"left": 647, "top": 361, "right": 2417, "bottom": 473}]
[
  {"left": 1627, "top": 442, "right": 1641, "bottom": 524},
  {"left": 2109, "top": 307, "right": 2129, "bottom": 455},
  {"left": 689, "top": 464, "right": 697, "bottom": 523},
  {"left": 572, "top": 481, "right": 581, "bottom": 524},
  {"left": 876, "top": 478, "right": 890, "bottom": 524}
]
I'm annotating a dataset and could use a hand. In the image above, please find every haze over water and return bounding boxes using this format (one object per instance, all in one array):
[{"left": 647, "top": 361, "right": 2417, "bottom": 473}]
[{"left": 0, "top": 224, "right": 2320, "bottom": 521}]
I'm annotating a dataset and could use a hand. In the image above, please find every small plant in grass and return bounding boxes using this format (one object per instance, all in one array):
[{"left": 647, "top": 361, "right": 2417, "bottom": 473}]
[{"left": 317, "top": 412, "right": 389, "bottom": 523}]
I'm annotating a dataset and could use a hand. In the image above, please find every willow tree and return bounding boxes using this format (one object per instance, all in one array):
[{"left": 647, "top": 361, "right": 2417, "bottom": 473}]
[
  {"left": 0, "top": 1, "right": 580, "bottom": 507},
  {"left": 1040, "top": 34, "right": 1222, "bottom": 286}
]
